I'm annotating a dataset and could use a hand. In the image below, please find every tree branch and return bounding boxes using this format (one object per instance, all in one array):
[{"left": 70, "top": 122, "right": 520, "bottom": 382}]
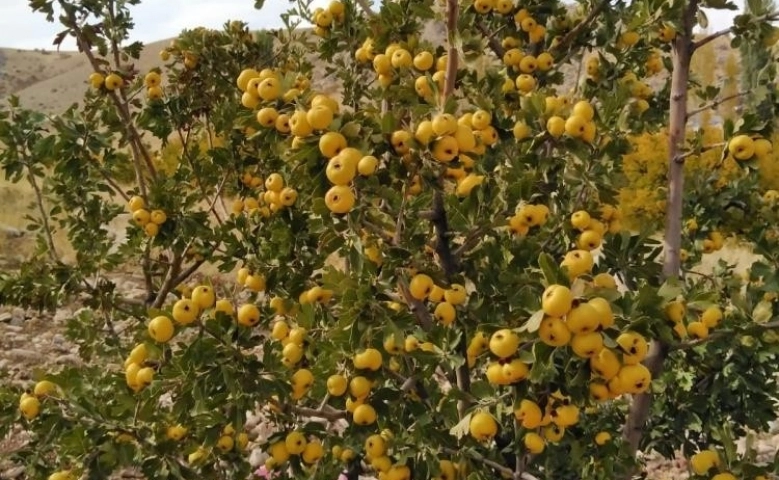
[
  {"left": 687, "top": 91, "right": 750, "bottom": 119},
  {"left": 397, "top": 277, "right": 434, "bottom": 330},
  {"left": 476, "top": 21, "right": 505, "bottom": 59},
  {"left": 693, "top": 10, "right": 779, "bottom": 51},
  {"left": 443, "top": 447, "right": 540, "bottom": 480},
  {"left": 621, "top": 0, "right": 698, "bottom": 468},
  {"left": 27, "top": 168, "right": 59, "bottom": 263},
  {"left": 551, "top": 0, "right": 610, "bottom": 54}
]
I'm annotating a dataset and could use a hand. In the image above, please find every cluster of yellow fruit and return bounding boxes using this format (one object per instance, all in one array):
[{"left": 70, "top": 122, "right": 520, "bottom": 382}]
[
  {"left": 665, "top": 300, "right": 723, "bottom": 340},
  {"left": 543, "top": 284, "right": 653, "bottom": 401},
  {"left": 237, "top": 266, "right": 267, "bottom": 293},
  {"left": 570, "top": 209, "right": 608, "bottom": 251},
  {"left": 355, "top": 40, "right": 434, "bottom": 88},
  {"left": 683, "top": 226, "right": 727, "bottom": 257},
  {"left": 311, "top": 1, "right": 345, "bottom": 37},
  {"left": 619, "top": 72, "right": 653, "bottom": 112},
  {"left": 546, "top": 100, "right": 597, "bottom": 142},
  {"left": 338, "top": 432, "right": 453, "bottom": 480},
  {"left": 18, "top": 379, "right": 58, "bottom": 421},
  {"left": 728, "top": 134, "right": 773, "bottom": 162},
  {"left": 269, "top": 319, "right": 309, "bottom": 368},
  {"left": 87, "top": 71, "right": 124, "bottom": 91},
  {"left": 147, "top": 285, "right": 235, "bottom": 344},
  {"left": 236, "top": 66, "right": 310, "bottom": 110},
  {"left": 406, "top": 273, "right": 469, "bottom": 326},
  {"left": 127, "top": 195, "right": 168, "bottom": 237},
  {"left": 322, "top": 143, "right": 379, "bottom": 214},
  {"left": 261, "top": 431, "right": 325, "bottom": 472},
  {"left": 508, "top": 203, "right": 550, "bottom": 236},
  {"left": 123, "top": 343, "right": 156, "bottom": 392},
  {"left": 143, "top": 71, "right": 163, "bottom": 100},
  {"left": 232, "top": 173, "right": 299, "bottom": 217},
  {"left": 186, "top": 424, "right": 250, "bottom": 465},
  {"left": 687, "top": 449, "right": 753, "bottom": 480}
]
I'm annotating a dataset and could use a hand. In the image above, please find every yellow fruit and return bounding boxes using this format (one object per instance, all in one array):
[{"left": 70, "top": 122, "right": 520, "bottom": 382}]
[
  {"left": 588, "top": 297, "right": 615, "bottom": 329},
  {"left": 514, "top": 399, "right": 543, "bottom": 428},
  {"left": 148, "top": 316, "right": 175, "bottom": 343},
  {"left": 302, "top": 439, "right": 324, "bottom": 464},
  {"left": 444, "top": 284, "right": 467, "bottom": 305},
  {"left": 513, "top": 121, "right": 531, "bottom": 140},
  {"left": 456, "top": 174, "right": 485, "bottom": 197},
  {"left": 590, "top": 347, "right": 621, "bottom": 380},
  {"left": 413, "top": 51, "right": 435, "bottom": 71},
  {"left": 542, "top": 424, "right": 565, "bottom": 443},
  {"left": 489, "top": 329, "right": 521, "bottom": 358},
  {"left": 391, "top": 130, "right": 413, "bottom": 154},
  {"left": 595, "top": 431, "right": 612, "bottom": 445},
  {"left": 570, "top": 332, "right": 604, "bottom": 358},
  {"left": 282, "top": 343, "right": 304, "bottom": 366},
  {"left": 104, "top": 73, "right": 123, "bottom": 90},
  {"left": 33, "top": 380, "right": 58, "bottom": 398},
  {"left": 191, "top": 286, "right": 215, "bottom": 310},
  {"left": 541, "top": 284, "right": 574, "bottom": 317},
  {"left": 593, "top": 273, "right": 617, "bottom": 290},
  {"left": 327, "top": 374, "right": 348, "bottom": 396},
  {"left": 524, "top": 432, "right": 545, "bottom": 454},
  {"left": 19, "top": 396, "right": 41, "bottom": 420},
  {"left": 701, "top": 306, "right": 723, "bottom": 328},
  {"left": 566, "top": 302, "right": 600, "bottom": 335},
  {"left": 432, "top": 113, "right": 458, "bottom": 136},
  {"left": 349, "top": 375, "right": 372, "bottom": 399},
  {"left": 502, "top": 358, "right": 530, "bottom": 383},
  {"left": 728, "top": 134, "right": 756, "bottom": 160},
  {"left": 270, "top": 441, "right": 290, "bottom": 464},
  {"left": 325, "top": 185, "right": 356, "bottom": 214},
  {"left": 687, "top": 321, "right": 709, "bottom": 339},
  {"left": 409, "top": 273, "right": 434, "bottom": 300},
  {"left": 432, "top": 135, "right": 460, "bottom": 163},
  {"left": 319, "top": 131, "right": 348, "bottom": 159},
  {"left": 434, "top": 301, "right": 456, "bottom": 325},
  {"left": 516, "top": 74, "right": 536, "bottom": 93},
  {"left": 578, "top": 229, "right": 603, "bottom": 250},
  {"left": 469, "top": 411, "right": 498, "bottom": 441},
  {"left": 236, "top": 303, "right": 261, "bottom": 327},
  {"left": 354, "top": 348, "right": 383, "bottom": 371},
  {"left": 365, "top": 434, "right": 387, "bottom": 458},
  {"left": 166, "top": 424, "right": 188, "bottom": 441},
  {"left": 285, "top": 431, "right": 308, "bottom": 455},
  {"left": 690, "top": 450, "right": 720, "bottom": 475},
  {"left": 538, "top": 316, "right": 571, "bottom": 347},
  {"left": 291, "top": 368, "right": 315, "bottom": 399},
  {"left": 617, "top": 363, "right": 652, "bottom": 394},
  {"left": 352, "top": 404, "right": 377, "bottom": 425},
  {"left": 616, "top": 331, "right": 648, "bottom": 365},
  {"left": 546, "top": 116, "right": 566, "bottom": 137},
  {"left": 570, "top": 210, "right": 591, "bottom": 230},
  {"left": 561, "top": 249, "right": 595, "bottom": 278},
  {"left": 358, "top": 155, "right": 379, "bottom": 176}
]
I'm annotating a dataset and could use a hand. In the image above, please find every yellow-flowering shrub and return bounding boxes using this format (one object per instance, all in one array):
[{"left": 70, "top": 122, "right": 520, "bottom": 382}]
[{"left": 619, "top": 126, "right": 743, "bottom": 228}]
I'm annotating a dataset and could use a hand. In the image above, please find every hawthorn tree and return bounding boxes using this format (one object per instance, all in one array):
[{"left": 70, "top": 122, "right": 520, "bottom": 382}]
[{"left": 2, "top": 0, "right": 779, "bottom": 479}]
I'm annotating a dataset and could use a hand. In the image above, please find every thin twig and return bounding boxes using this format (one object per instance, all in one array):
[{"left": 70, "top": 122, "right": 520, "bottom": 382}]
[
  {"left": 687, "top": 91, "right": 750, "bottom": 119},
  {"left": 693, "top": 10, "right": 779, "bottom": 50},
  {"left": 476, "top": 21, "right": 506, "bottom": 58},
  {"left": 397, "top": 277, "right": 434, "bottom": 330}
]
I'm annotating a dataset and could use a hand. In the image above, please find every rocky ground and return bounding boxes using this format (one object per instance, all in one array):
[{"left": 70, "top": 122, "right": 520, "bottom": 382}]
[{"left": 1, "top": 273, "right": 778, "bottom": 479}]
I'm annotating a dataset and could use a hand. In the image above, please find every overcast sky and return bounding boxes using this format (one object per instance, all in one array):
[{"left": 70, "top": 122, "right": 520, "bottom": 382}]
[{"left": 0, "top": 0, "right": 748, "bottom": 51}]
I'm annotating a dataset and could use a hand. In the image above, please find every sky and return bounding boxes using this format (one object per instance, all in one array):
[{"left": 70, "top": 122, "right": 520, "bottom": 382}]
[{"left": 0, "top": 0, "right": 748, "bottom": 51}]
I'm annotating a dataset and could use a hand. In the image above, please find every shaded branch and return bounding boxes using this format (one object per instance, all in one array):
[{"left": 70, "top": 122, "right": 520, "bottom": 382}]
[
  {"left": 551, "top": 0, "right": 610, "bottom": 54},
  {"left": 477, "top": 21, "right": 505, "bottom": 58},
  {"left": 396, "top": 277, "right": 434, "bottom": 330}
]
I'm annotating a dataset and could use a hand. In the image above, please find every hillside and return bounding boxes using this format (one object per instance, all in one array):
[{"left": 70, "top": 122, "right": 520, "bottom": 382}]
[{"left": 0, "top": 39, "right": 172, "bottom": 114}]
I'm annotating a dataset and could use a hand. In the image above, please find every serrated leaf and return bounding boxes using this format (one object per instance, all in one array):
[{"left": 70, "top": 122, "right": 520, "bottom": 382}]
[
  {"left": 449, "top": 412, "right": 472, "bottom": 439},
  {"left": 752, "top": 300, "right": 773, "bottom": 323}
]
